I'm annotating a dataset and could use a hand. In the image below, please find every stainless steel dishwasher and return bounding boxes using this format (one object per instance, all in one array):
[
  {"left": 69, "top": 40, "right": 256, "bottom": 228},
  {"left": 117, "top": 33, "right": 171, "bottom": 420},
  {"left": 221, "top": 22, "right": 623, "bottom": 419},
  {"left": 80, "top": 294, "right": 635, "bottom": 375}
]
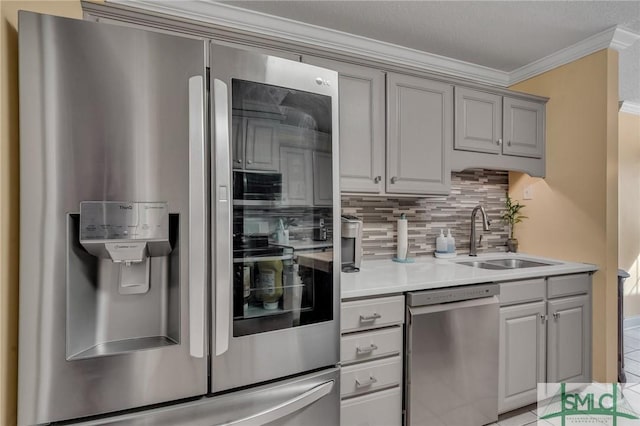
[{"left": 406, "top": 284, "right": 500, "bottom": 426}]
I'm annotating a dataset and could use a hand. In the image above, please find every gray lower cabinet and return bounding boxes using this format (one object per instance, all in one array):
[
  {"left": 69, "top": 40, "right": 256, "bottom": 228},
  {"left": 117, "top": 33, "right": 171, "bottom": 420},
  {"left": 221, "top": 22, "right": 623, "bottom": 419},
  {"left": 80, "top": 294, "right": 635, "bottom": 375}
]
[
  {"left": 340, "top": 295, "right": 404, "bottom": 426},
  {"left": 387, "top": 73, "right": 452, "bottom": 195},
  {"left": 498, "top": 273, "right": 592, "bottom": 414},
  {"left": 499, "top": 301, "right": 546, "bottom": 413},
  {"left": 547, "top": 295, "right": 591, "bottom": 384}
]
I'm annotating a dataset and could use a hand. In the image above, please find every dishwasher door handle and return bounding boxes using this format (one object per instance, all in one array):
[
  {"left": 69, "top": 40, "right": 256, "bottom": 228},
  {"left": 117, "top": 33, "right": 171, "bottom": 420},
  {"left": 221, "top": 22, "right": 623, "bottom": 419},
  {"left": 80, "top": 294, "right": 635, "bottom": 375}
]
[{"left": 408, "top": 295, "right": 499, "bottom": 316}]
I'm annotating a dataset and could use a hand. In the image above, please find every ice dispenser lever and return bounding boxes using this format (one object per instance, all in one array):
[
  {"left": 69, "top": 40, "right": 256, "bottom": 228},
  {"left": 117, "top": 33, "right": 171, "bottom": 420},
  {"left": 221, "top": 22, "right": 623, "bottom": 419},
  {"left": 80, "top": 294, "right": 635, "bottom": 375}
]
[{"left": 79, "top": 201, "right": 171, "bottom": 295}]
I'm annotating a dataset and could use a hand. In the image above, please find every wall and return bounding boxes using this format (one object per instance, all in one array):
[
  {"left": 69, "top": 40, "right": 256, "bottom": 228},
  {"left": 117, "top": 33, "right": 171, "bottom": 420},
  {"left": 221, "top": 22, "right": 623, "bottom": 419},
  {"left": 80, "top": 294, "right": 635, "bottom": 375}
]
[
  {"left": 342, "top": 170, "right": 510, "bottom": 259},
  {"left": 508, "top": 49, "right": 620, "bottom": 382},
  {"left": 1, "top": 2, "right": 83, "bottom": 424},
  {"left": 619, "top": 111, "right": 640, "bottom": 318}
]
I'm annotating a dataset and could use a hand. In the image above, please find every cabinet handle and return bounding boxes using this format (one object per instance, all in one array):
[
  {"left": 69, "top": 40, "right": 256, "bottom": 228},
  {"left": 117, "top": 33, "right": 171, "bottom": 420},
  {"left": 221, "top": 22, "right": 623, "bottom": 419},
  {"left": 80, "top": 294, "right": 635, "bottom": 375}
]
[
  {"left": 236, "top": 159, "right": 242, "bottom": 163},
  {"left": 355, "top": 376, "right": 378, "bottom": 388},
  {"left": 374, "top": 176, "right": 381, "bottom": 183},
  {"left": 359, "top": 313, "right": 382, "bottom": 323},
  {"left": 497, "top": 139, "right": 503, "bottom": 146},
  {"left": 553, "top": 312, "right": 560, "bottom": 320},
  {"left": 247, "top": 160, "right": 253, "bottom": 164},
  {"left": 540, "top": 313, "right": 547, "bottom": 324},
  {"left": 356, "top": 344, "right": 378, "bottom": 355},
  {"left": 390, "top": 176, "right": 398, "bottom": 184},
  {"left": 507, "top": 140, "right": 512, "bottom": 147}
]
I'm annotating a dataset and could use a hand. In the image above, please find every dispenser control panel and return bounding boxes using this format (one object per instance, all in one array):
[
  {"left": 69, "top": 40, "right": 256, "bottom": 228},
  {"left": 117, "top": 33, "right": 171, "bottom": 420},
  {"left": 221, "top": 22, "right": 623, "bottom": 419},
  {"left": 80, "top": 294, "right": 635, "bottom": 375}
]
[{"left": 80, "top": 201, "right": 169, "bottom": 241}]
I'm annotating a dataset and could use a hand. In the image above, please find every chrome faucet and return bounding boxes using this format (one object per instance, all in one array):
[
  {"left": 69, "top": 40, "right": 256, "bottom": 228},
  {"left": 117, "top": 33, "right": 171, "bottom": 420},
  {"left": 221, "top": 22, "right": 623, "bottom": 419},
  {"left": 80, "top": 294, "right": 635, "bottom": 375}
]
[{"left": 469, "top": 205, "right": 491, "bottom": 256}]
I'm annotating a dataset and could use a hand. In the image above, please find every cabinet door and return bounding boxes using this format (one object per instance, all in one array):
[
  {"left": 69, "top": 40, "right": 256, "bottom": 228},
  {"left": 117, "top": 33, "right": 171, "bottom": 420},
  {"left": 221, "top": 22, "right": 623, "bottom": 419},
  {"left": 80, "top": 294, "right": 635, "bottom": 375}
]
[
  {"left": 245, "top": 118, "right": 280, "bottom": 171},
  {"left": 502, "top": 97, "right": 544, "bottom": 158},
  {"left": 455, "top": 87, "right": 502, "bottom": 154},
  {"left": 302, "top": 56, "right": 385, "bottom": 194},
  {"left": 499, "top": 301, "right": 546, "bottom": 414},
  {"left": 313, "top": 151, "right": 333, "bottom": 206},
  {"left": 387, "top": 73, "right": 452, "bottom": 195},
  {"left": 280, "top": 147, "right": 313, "bottom": 206},
  {"left": 547, "top": 295, "right": 591, "bottom": 384}
]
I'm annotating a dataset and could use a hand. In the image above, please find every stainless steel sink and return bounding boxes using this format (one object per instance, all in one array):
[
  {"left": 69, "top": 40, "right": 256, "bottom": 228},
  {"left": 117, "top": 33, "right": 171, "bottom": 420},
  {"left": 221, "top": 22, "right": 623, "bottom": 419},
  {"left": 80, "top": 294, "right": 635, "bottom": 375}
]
[
  {"left": 456, "top": 258, "right": 555, "bottom": 270},
  {"left": 457, "top": 261, "right": 509, "bottom": 270},
  {"left": 482, "top": 258, "right": 554, "bottom": 268}
]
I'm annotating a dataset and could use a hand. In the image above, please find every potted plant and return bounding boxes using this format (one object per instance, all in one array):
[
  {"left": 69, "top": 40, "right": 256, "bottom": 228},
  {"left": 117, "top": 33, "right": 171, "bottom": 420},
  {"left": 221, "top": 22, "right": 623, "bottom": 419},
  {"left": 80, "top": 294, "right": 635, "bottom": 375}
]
[{"left": 501, "top": 193, "right": 527, "bottom": 253}]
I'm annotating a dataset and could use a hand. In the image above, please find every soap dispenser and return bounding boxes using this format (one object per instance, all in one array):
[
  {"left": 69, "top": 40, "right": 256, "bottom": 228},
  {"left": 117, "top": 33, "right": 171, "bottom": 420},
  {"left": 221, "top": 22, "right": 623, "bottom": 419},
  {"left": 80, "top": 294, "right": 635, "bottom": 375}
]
[
  {"left": 446, "top": 229, "right": 456, "bottom": 254},
  {"left": 436, "top": 229, "right": 447, "bottom": 253}
]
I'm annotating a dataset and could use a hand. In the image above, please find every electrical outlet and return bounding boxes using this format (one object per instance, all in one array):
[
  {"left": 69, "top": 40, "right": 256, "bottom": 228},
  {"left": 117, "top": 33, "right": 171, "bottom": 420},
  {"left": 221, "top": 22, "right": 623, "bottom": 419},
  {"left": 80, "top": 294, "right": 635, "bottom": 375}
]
[{"left": 523, "top": 185, "right": 534, "bottom": 200}]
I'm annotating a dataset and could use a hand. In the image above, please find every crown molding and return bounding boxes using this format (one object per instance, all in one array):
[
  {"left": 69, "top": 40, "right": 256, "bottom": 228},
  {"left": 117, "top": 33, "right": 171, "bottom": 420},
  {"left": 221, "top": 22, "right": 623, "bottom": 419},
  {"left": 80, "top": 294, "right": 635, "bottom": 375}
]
[
  {"left": 620, "top": 101, "right": 640, "bottom": 116},
  {"left": 106, "top": 0, "right": 639, "bottom": 88},
  {"left": 108, "top": 0, "right": 510, "bottom": 86},
  {"left": 509, "top": 26, "right": 640, "bottom": 85}
]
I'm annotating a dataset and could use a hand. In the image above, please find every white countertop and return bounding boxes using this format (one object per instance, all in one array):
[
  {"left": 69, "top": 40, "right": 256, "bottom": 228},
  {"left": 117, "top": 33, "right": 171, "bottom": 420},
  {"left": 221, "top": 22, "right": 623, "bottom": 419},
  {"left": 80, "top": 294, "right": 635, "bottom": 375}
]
[{"left": 341, "top": 252, "right": 598, "bottom": 299}]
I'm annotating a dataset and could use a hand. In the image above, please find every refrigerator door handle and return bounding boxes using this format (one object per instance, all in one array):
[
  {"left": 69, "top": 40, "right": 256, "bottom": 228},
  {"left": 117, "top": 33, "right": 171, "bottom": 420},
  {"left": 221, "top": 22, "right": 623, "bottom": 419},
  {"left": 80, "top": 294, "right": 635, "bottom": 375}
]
[
  {"left": 224, "top": 380, "right": 335, "bottom": 426},
  {"left": 213, "top": 78, "right": 231, "bottom": 356},
  {"left": 188, "top": 75, "right": 206, "bottom": 359}
]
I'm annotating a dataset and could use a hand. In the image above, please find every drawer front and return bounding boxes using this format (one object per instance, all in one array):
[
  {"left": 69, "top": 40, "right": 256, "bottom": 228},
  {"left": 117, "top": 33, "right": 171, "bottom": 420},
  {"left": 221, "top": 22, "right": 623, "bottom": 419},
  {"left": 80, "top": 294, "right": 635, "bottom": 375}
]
[
  {"left": 547, "top": 274, "right": 591, "bottom": 298},
  {"left": 341, "top": 387, "right": 402, "bottom": 426},
  {"left": 341, "top": 327, "right": 403, "bottom": 364},
  {"left": 341, "top": 295, "right": 404, "bottom": 333},
  {"left": 500, "top": 278, "right": 546, "bottom": 306},
  {"left": 341, "top": 356, "right": 402, "bottom": 398}
]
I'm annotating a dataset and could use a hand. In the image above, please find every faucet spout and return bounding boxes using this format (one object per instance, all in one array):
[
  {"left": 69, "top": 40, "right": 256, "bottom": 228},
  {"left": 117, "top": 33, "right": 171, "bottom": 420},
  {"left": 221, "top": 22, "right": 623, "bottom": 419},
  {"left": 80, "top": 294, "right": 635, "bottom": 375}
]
[{"left": 469, "top": 205, "right": 490, "bottom": 256}]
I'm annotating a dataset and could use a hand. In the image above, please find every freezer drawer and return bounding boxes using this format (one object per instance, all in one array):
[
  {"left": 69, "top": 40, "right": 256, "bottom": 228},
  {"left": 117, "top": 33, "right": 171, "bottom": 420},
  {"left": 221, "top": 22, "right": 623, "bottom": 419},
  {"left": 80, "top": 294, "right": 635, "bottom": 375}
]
[{"left": 74, "top": 368, "right": 340, "bottom": 426}]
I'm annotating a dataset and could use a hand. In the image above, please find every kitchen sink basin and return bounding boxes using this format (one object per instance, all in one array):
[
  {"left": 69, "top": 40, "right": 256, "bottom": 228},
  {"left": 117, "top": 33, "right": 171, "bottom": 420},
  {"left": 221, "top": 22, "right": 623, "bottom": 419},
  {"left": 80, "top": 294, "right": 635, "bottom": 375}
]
[
  {"left": 457, "top": 261, "right": 509, "bottom": 270},
  {"left": 456, "top": 258, "right": 556, "bottom": 270},
  {"left": 482, "top": 258, "right": 554, "bottom": 268}
]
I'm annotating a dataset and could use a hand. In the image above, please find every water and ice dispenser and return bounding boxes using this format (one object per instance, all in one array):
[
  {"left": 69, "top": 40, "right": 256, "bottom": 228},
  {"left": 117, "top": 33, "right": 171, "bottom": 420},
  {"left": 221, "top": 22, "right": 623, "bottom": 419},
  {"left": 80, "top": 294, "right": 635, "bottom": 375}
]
[{"left": 66, "top": 201, "right": 180, "bottom": 360}]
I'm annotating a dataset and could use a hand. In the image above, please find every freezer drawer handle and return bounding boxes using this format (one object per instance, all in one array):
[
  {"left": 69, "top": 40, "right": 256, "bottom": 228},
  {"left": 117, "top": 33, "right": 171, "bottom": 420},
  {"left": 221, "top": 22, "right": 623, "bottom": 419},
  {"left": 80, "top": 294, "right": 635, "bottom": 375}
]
[
  {"left": 356, "top": 344, "right": 378, "bottom": 355},
  {"left": 224, "top": 380, "right": 335, "bottom": 426},
  {"left": 355, "top": 376, "right": 378, "bottom": 388},
  {"left": 359, "top": 313, "right": 382, "bottom": 323}
]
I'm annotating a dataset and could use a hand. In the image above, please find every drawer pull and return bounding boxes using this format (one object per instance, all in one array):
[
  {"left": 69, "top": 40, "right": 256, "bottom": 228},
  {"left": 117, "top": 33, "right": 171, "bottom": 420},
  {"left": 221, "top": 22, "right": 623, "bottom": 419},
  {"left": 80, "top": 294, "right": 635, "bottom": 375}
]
[
  {"left": 355, "top": 376, "right": 378, "bottom": 388},
  {"left": 356, "top": 344, "right": 378, "bottom": 355},
  {"left": 359, "top": 313, "right": 382, "bottom": 323}
]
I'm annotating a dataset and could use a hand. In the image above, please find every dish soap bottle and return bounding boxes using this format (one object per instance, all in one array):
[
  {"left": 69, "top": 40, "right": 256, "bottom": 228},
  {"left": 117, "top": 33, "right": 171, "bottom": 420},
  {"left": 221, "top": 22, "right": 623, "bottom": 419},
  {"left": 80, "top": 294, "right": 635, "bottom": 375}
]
[
  {"left": 436, "top": 229, "right": 447, "bottom": 253},
  {"left": 258, "top": 260, "right": 283, "bottom": 310},
  {"left": 446, "top": 229, "right": 456, "bottom": 254}
]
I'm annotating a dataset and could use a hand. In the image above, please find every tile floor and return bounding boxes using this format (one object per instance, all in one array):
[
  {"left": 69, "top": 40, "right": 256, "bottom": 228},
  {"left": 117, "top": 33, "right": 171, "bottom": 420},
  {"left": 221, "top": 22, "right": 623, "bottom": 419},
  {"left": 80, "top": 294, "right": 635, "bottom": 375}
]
[{"left": 487, "top": 326, "right": 640, "bottom": 425}]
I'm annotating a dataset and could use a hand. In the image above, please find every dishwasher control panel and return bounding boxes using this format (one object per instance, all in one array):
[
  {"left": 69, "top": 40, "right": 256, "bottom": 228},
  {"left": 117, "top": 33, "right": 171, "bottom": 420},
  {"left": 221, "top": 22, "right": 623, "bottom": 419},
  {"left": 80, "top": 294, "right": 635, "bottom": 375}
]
[{"left": 406, "top": 283, "right": 499, "bottom": 307}]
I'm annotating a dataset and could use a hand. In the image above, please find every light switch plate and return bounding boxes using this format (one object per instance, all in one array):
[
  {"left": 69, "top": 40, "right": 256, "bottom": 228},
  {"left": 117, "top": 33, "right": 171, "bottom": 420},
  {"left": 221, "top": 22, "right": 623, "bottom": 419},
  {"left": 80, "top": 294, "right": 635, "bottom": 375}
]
[{"left": 524, "top": 185, "right": 534, "bottom": 200}]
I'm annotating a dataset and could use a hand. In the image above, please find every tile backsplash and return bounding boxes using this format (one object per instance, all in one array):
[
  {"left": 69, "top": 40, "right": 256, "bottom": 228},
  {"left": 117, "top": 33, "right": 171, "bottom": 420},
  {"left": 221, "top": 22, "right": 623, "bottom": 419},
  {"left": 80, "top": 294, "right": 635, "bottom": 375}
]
[{"left": 341, "top": 170, "right": 510, "bottom": 259}]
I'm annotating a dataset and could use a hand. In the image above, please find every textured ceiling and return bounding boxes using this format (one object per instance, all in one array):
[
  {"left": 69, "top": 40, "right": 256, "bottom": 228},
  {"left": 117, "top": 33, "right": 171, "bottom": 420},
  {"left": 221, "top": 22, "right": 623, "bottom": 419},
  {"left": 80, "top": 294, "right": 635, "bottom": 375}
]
[{"left": 222, "top": 0, "right": 640, "bottom": 102}]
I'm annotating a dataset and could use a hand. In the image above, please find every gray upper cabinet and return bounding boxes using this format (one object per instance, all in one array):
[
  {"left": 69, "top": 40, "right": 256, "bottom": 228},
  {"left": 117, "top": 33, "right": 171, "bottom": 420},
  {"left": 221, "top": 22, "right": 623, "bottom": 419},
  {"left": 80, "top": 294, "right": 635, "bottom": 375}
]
[
  {"left": 302, "top": 56, "right": 385, "bottom": 194},
  {"left": 280, "top": 146, "right": 313, "bottom": 206},
  {"left": 452, "top": 87, "right": 546, "bottom": 177},
  {"left": 455, "top": 87, "right": 502, "bottom": 155},
  {"left": 387, "top": 73, "right": 452, "bottom": 195},
  {"left": 245, "top": 118, "right": 280, "bottom": 171},
  {"left": 313, "top": 151, "right": 333, "bottom": 206},
  {"left": 503, "top": 97, "right": 544, "bottom": 158}
]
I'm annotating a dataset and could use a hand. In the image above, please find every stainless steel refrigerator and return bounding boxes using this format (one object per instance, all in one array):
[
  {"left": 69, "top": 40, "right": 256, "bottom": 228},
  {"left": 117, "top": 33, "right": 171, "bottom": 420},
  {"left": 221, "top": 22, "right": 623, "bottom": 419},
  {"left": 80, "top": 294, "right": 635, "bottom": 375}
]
[{"left": 18, "top": 12, "right": 340, "bottom": 426}]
